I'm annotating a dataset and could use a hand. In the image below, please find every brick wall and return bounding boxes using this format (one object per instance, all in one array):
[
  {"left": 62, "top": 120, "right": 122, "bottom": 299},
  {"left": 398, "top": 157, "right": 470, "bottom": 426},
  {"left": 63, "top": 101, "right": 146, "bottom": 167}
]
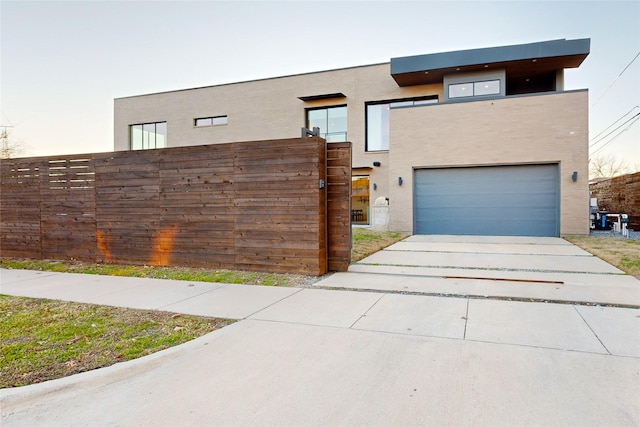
[
  {"left": 590, "top": 172, "right": 640, "bottom": 229},
  {"left": 388, "top": 90, "right": 589, "bottom": 235}
]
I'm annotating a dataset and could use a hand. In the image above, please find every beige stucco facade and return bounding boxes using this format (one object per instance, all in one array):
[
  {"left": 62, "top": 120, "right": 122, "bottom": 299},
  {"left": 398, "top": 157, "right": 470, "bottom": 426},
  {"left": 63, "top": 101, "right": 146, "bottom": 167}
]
[{"left": 114, "top": 40, "right": 590, "bottom": 236}]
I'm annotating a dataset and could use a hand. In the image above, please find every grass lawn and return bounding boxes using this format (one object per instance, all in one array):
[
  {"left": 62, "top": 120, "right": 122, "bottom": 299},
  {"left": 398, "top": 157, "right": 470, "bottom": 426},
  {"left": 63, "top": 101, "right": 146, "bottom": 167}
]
[
  {"left": 0, "top": 228, "right": 407, "bottom": 388},
  {"left": 0, "top": 295, "right": 232, "bottom": 388},
  {"left": 351, "top": 228, "right": 409, "bottom": 262},
  {"left": 0, "top": 260, "right": 309, "bottom": 287},
  {"left": 564, "top": 235, "right": 640, "bottom": 280}
]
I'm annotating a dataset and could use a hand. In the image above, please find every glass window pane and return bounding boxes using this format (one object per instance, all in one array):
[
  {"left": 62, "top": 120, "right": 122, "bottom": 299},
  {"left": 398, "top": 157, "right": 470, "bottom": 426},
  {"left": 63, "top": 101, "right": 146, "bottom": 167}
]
[
  {"left": 307, "top": 106, "right": 347, "bottom": 141},
  {"left": 327, "top": 106, "right": 347, "bottom": 132},
  {"left": 449, "top": 83, "right": 473, "bottom": 98},
  {"left": 155, "top": 122, "right": 167, "bottom": 148},
  {"left": 474, "top": 80, "right": 500, "bottom": 96},
  {"left": 413, "top": 98, "right": 438, "bottom": 106},
  {"left": 390, "top": 101, "right": 413, "bottom": 108},
  {"left": 130, "top": 122, "right": 166, "bottom": 150},
  {"left": 351, "top": 176, "right": 370, "bottom": 225},
  {"left": 211, "top": 116, "right": 228, "bottom": 126},
  {"left": 130, "top": 125, "right": 142, "bottom": 150},
  {"left": 143, "top": 123, "right": 157, "bottom": 149},
  {"left": 367, "top": 104, "right": 389, "bottom": 151},
  {"left": 307, "top": 109, "right": 326, "bottom": 136},
  {"left": 326, "top": 133, "right": 345, "bottom": 142},
  {"left": 195, "top": 118, "right": 212, "bottom": 127}
]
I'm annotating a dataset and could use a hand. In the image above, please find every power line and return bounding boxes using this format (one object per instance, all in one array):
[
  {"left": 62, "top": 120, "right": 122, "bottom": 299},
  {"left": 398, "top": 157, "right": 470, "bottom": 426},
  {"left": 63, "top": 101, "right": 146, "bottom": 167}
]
[
  {"left": 591, "top": 113, "right": 640, "bottom": 156},
  {"left": 0, "top": 111, "right": 14, "bottom": 126},
  {"left": 590, "top": 107, "right": 640, "bottom": 148},
  {"left": 591, "top": 51, "right": 640, "bottom": 109}
]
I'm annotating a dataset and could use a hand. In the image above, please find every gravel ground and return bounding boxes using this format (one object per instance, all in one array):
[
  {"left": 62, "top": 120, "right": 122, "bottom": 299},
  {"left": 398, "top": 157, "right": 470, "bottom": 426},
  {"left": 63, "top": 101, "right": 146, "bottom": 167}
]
[{"left": 589, "top": 229, "right": 640, "bottom": 240}]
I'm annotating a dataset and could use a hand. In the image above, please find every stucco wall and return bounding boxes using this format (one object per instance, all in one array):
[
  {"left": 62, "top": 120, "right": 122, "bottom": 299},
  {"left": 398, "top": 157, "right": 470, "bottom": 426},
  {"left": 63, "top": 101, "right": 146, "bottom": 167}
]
[{"left": 387, "top": 90, "right": 589, "bottom": 235}]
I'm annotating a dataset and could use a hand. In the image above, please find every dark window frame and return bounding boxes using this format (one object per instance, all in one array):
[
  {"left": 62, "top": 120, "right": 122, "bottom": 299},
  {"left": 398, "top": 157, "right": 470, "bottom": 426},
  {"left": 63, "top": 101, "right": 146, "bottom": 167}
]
[
  {"left": 448, "top": 79, "right": 500, "bottom": 99},
  {"left": 194, "top": 115, "right": 228, "bottom": 127},
  {"left": 129, "top": 121, "right": 167, "bottom": 150},
  {"left": 305, "top": 104, "right": 348, "bottom": 142}
]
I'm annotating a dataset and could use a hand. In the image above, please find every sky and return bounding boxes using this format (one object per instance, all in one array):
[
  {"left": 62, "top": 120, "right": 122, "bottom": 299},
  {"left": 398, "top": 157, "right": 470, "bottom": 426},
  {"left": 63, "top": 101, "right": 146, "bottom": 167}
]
[{"left": 1, "top": 0, "right": 639, "bottom": 170}]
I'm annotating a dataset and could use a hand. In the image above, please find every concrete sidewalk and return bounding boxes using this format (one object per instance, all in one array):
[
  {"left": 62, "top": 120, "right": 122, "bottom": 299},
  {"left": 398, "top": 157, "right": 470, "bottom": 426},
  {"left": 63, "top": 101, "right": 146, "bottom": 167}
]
[
  {"left": 1, "top": 234, "right": 639, "bottom": 426},
  {"left": 1, "top": 268, "right": 638, "bottom": 357}
]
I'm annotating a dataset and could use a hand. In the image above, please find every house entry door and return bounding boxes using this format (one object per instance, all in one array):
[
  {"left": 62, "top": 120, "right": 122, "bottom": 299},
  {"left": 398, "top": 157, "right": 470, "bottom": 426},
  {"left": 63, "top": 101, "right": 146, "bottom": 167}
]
[{"left": 351, "top": 176, "right": 370, "bottom": 225}]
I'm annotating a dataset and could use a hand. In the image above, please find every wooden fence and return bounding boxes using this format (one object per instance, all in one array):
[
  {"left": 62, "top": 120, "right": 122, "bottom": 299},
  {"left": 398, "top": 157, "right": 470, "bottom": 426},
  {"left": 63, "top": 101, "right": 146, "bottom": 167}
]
[{"left": 0, "top": 137, "right": 352, "bottom": 275}]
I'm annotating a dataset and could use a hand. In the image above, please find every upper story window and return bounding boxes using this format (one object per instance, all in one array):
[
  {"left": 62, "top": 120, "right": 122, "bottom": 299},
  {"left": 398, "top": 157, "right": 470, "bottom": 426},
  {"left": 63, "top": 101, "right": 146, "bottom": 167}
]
[
  {"left": 195, "top": 115, "right": 228, "bottom": 127},
  {"left": 366, "top": 97, "right": 438, "bottom": 152},
  {"left": 444, "top": 70, "right": 505, "bottom": 102},
  {"left": 130, "top": 122, "right": 166, "bottom": 150},
  {"left": 448, "top": 80, "right": 500, "bottom": 99},
  {"left": 306, "top": 105, "right": 347, "bottom": 142}
]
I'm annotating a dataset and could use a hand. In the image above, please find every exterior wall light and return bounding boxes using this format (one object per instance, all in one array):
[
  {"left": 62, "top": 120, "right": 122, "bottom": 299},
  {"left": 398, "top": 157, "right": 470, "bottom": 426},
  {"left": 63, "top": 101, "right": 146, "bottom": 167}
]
[
  {"left": 373, "top": 161, "right": 381, "bottom": 167},
  {"left": 373, "top": 183, "right": 377, "bottom": 190},
  {"left": 572, "top": 171, "right": 578, "bottom": 182},
  {"left": 398, "top": 177, "right": 403, "bottom": 186}
]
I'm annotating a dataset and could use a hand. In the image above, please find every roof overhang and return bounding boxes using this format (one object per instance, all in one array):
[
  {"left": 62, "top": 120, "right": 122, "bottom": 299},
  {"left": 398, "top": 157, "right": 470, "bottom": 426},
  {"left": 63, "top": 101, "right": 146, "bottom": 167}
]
[
  {"left": 390, "top": 38, "right": 590, "bottom": 87},
  {"left": 298, "top": 92, "right": 346, "bottom": 102}
]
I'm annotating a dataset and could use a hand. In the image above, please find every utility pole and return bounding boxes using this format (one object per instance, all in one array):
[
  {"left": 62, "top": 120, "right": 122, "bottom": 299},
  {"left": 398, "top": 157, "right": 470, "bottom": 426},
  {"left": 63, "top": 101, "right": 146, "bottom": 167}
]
[{"left": 0, "top": 125, "right": 14, "bottom": 159}]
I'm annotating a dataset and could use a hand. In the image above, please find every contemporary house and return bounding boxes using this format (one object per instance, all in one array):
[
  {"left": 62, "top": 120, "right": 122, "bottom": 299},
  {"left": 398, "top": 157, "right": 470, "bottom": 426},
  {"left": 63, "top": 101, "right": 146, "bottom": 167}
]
[{"left": 114, "top": 38, "right": 591, "bottom": 236}]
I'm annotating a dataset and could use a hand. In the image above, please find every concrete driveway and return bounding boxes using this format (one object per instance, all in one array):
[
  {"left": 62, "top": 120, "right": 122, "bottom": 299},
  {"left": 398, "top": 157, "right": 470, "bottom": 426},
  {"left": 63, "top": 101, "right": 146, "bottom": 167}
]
[
  {"left": 321, "top": 235, "right": 640, "bottom": 307},
  {"left": 1, "top": 235, "right": 639, "bottom": 426}
]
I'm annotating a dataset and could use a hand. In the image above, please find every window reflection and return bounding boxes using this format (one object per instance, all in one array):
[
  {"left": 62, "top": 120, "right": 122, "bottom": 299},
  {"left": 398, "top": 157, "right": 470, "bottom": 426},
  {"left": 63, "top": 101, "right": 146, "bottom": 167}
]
[
  {"left": 474, "top": 80, "right": 500, "bottom": 96},
  {"left": 449, "top": 80, "right": 500, "bottom": 98},
  {"left": 129, "top": 122, "right": 167, "bottom": 150},
  {"left": 194, "top": 116, "right": 228, "bottom": 127},
  {"left": 306, "top": 106, "right": 347, "bottom": 142},
  {"left": 367, "top": 104, "right": 390, "bottom": 151},
  {"left": 366, "top": 97, "right": 438, "bottom": 152},
  {"left": 449, "top": 83, "right": 473, "bottom": 98}
]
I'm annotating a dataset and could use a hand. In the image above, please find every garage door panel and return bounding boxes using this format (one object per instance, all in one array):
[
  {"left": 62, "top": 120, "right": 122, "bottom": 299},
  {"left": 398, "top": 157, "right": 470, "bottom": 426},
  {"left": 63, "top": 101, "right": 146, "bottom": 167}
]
[
  {"left": 418, "top": 183, "right": 557, "bottom": 195},
  {"left": 414, "top": 164, "right": 559, "bottom": 237},
  {"left": 417, "top": 218, "right": 558, "bottom": 236},
  {"left": 420, "top": 193, "right": 554, "bottom": 208},
  {"left": 424, "top": 205, "right": 557, "bottom": 219}
]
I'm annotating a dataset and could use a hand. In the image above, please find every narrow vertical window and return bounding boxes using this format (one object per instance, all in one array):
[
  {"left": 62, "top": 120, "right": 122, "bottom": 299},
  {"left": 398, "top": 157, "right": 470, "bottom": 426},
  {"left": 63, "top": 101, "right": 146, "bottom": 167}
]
[
  {"left": 366, "top": 104, "right": 390, "bottom": 151},
  {"left": 365, "top": 97, "right": 437, "bottom": 152}
]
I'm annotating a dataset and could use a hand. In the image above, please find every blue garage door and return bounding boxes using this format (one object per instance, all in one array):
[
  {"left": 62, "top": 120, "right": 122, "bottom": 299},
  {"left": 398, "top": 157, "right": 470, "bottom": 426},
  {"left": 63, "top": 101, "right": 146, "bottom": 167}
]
[{"left": 414, "top": 164, "right": 559, "bottom": 236}]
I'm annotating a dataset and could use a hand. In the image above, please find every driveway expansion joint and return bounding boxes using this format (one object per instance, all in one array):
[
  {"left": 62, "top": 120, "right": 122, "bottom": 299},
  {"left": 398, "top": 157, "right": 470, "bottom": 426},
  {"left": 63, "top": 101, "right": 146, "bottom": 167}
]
[
  {"left": 242, "top": 287, "right": 305, "bottom": 319},
  {"left": 573, "top": 305, "right": 612, "bottom": 355},
  {"left": 348, "top": 293, "right": 385, "bottom": 329},
  {"left": 310, "top": 285, "right": 640, "bottom": 309},
  {"left": 156, "top": 284, "right": 230, "bottom": 311},
  {"left": 354, "top": 263, "right": 627, "bottom": 275},
  {"left": 384, "top": 249, "right": 593, "bottom": 257}
]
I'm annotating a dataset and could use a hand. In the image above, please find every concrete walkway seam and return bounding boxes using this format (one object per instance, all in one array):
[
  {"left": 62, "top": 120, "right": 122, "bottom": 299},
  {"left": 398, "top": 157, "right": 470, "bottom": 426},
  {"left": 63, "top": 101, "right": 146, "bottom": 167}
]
[
  {"left": 573, "top": 305, "right": 612, "bottom": 355},
  {"left": 311, "top": 285, "right": 640, "bottom": 310}
]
